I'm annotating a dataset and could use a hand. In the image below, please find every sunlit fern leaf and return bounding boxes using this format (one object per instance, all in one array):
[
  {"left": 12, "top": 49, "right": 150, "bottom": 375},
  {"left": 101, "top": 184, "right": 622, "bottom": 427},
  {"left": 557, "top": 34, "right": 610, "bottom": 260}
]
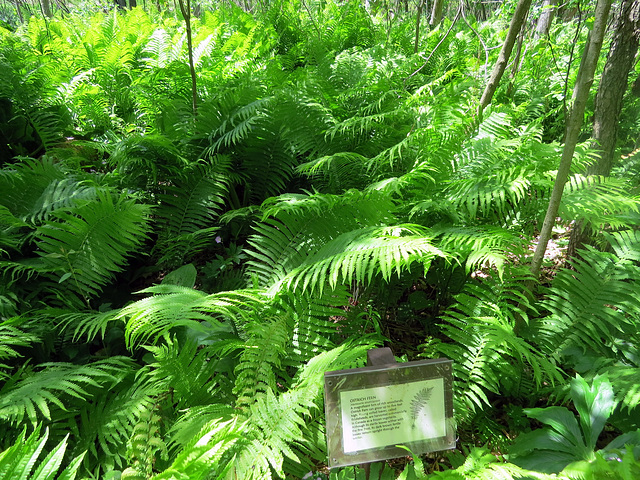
[
  {"left": 278, "top": 224, "right": 446, "bottom": 296},
  {"left": 152, "top": 417, "right": 243, "bottom": 480},
  {"left": 142, "top": 28, "right": 182, "bottom": 69},
  {"left": 533, "top": 236, "right": 640, "bottom": 358},
  {"left": 0, "top": 426, "right": 85, "bottom": 480},
  {"left": 35, "top": 191, "right": 151, "bottom": 301},
  {"left": 433, "top": 226, "right": 526, "bottom": 280},
  {"left": 247, "top": 190, "right": 397, "bottom": 289},
  {"left": 193, "top": 34, "right": 215, "bottom": 68},
  {"left": 168, "top": 404, "right": 237, "bottom": 453},
  {"left": 233, "top": 315, "right": 291, "bottom": 409},
  {"left": 118, "top": 285, "right": 267, "bottom": 348},
  {"left": 559, "top": 175, "right": 640, "bottom": 231},
  {"left": 0, "top": 357, "right": 130, "bottom": 426}
]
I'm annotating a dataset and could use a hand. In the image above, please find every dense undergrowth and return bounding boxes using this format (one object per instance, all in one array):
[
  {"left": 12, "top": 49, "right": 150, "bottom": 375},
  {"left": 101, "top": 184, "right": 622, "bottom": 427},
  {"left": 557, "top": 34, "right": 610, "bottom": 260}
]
[{"left": 1, "top": 1, "right": 640, "bottom": 478}]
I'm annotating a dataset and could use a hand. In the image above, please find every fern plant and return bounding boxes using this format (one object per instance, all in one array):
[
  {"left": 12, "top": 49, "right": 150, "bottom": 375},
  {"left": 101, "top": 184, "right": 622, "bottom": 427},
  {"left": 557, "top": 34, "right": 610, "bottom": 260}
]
[{"left": 0, "top": 426, "right": 85, "bottom": 480}]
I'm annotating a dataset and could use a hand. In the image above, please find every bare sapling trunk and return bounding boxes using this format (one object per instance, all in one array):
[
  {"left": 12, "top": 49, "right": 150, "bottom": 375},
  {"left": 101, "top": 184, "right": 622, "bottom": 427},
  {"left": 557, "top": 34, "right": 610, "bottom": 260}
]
[
  {"left": 429, "top": 0, "right": 443, "bottom": 29},
  {"left": 477, "top": 0, "right": 533, "bottom": 117},
  {"left": 41, "top": 0, "right": 52, "bottom": 17},
  {"left": 415, "top": 0, "right": 425, "bottom": 53},
  {"left": 534, "top": 0, "right": 557, "bottom": 41},
  {"left": 529, "top": 0, "right": 612, "bottom": 280},
  {"left": 177, "top": 0, "right": 198, "bottom": 117}
]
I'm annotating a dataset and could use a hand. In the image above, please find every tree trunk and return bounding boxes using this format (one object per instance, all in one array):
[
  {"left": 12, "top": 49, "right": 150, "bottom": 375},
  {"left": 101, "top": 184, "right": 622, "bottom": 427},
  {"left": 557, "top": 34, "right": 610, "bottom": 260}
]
[
  {"left": 177, "top": 0, "right": 198, "bottom": 117},
  {"left": 566, "top": 0, "right": 640, "bottom": 259},
  {"left": 414, "top": 0, "right": 425, "bottom": 53},
  {"left": 429, "top": 0, "right": 443, "bottom": 28},
  {"left": 14, "top": 0, "right": 24, "bottom": 22},
  {"left": 477, "top": 0, "right": 533, "bottom": 116},
  {"left": 589, "top": 0, "right": 640, "bottom": 176},
  {"left": 534, "top": 0, "right": 557, "bottom": 41},
  {"left": 506, "top": 11, "right": 528, "bottom": 99},
  {"left": 41, "top": 0, "right": 52, "bottom": 17},
  {"left": 530, "top": 0, "right": 612, "bottom": 280}
]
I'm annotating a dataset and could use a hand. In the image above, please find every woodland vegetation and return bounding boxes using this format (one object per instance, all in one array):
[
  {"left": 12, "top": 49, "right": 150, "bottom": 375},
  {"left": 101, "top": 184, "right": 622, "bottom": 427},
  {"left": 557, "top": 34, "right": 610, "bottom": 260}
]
[{"left": 1, "top": 0, "right": 640, "bottom": 478}]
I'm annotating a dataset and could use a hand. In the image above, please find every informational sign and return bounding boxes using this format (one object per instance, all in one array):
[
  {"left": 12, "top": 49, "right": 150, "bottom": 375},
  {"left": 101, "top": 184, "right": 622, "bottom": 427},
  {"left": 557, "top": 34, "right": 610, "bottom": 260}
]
[{"left": 324, "top": 357, "right": 455, "bottom": 468}]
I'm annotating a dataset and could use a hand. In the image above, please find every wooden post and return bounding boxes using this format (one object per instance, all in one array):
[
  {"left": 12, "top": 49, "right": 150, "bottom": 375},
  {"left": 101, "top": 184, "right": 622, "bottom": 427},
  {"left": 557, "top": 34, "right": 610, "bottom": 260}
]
[{"left": 361, "top": 347, "right": 398, "bottom": 480}]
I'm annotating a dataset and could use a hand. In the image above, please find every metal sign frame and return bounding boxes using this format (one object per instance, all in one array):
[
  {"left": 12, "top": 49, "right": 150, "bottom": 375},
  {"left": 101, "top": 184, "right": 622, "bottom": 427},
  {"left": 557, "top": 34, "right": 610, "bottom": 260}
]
[{"left": 324, "top": 357, "right": 455, "bottom": 468}]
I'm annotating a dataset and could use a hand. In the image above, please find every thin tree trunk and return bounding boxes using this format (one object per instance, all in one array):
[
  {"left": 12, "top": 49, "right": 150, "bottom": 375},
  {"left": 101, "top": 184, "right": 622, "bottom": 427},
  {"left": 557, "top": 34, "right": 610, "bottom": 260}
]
[
  {"left": 429, "top": 0, "right": 443, "bottom": 28},
  {"left": 477, "top": 0, "right": 533, "bottom": 117},
  {"left": 177, "top": 0, "right": 197, "bottom": 117},
  {"left": 530, "top": 0, "right": 612, "bottom": 280},
  {"left": 506, "top": 10, "right": 528, "bottom": 99},
  {"left": 414, "top": 0, "right": 425, "bottom": 53},
  {"left": 41, "top": 0, "right": 52, "bottom": 17},
  {"left": 534, "top": 0, "right": 557, "bottom": 41}
]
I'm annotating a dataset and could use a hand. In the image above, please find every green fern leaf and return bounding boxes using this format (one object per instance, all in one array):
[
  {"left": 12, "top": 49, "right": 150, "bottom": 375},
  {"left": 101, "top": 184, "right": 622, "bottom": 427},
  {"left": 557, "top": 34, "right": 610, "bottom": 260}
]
[{"left": 35, "top": 191, "right": 151, "bottom": 301}]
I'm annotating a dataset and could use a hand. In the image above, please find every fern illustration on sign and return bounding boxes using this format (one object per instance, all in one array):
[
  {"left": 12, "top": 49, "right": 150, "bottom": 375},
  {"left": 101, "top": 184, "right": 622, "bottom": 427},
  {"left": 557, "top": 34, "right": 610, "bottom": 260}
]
[{"left": 411, "top": 386, "right": 434, "bottom": 427}]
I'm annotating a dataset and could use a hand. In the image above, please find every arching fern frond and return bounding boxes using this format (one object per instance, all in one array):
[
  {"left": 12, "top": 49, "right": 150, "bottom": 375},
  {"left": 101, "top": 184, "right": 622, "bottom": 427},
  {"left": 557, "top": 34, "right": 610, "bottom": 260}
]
[
  {"left": 437, "top": 273, "right": 562, "bottom": 416},
  {"left": 433, "top": 226, "right": 526, "bottom": 280},
  {"left": 0, "top": 426, "right": 85, "bottom": 480},
  {"left": 533, "top": 231, "right": 640, "bottom": 358},
  {"left": 247, "top": 190, "right": 399, "bottom": 291},
  {"left": 34, "top": 191, "right": 151, "bottom": 302},
  {"left": 277, "top": 224, "right": 446, "bottom": 295},
  {"left": 118, "top": 285, "right": 267, "bottom": 348},
  {"left": 559, "top": 174, "right": 640, "bottom": 231},
  {"left": 0, "top": 357, "right": 131, "bottom": 426}
]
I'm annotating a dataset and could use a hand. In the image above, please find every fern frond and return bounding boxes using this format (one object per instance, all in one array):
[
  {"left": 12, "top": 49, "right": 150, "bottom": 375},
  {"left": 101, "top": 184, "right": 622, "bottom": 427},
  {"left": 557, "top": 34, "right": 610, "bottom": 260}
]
[
  {"left": 154, "top": 156, "right": 229, "bottom": 266},
  {"left": 278, "top": 224, "right": 446, "bottom": 295},
  {"left": 144, "top": 338, "right": 225, "bottom": 410},
  {"left": 35, "top": 191, "right": 151, "bottom": 301},
  {"left": 534, "top": 235, "right": 640, "bottom": 358},
  {"left": 57, "top": 308, "right": 120, "bottom": 342},
  {"left": 0, "top": 357, "right": 131, "bottom": 425},
  {"left": 0, "top": 426, "right": 85, "bottom": 480},
  {"left": 559, "top": 175, "right": 640, "bottom": 231},
  {"left": 152, "top": 417, "right": 243, "bottom": 480},
  {"left": 118, "top": 285, "right": 267, "bottom": 348},
  {"left": 231, "top": 342, "right": 372, "bottom": 480},
  {"left": 66, "top": 373, "right": 156, "bottom": 469},
  {"left": 232, "top": 315, "right": 291, "bottom": 408},
  {"left": 247, "top": 190, "right": 400, "bottom": 291},
  {"left": 434, "top": 226, "right": 526, "bottom": 280},
  {"left": 0, "top": 319, "right": 36, "bottom": 379},
  {"left": 437, "top": 278, "right": 562, "bottom": 415}
]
